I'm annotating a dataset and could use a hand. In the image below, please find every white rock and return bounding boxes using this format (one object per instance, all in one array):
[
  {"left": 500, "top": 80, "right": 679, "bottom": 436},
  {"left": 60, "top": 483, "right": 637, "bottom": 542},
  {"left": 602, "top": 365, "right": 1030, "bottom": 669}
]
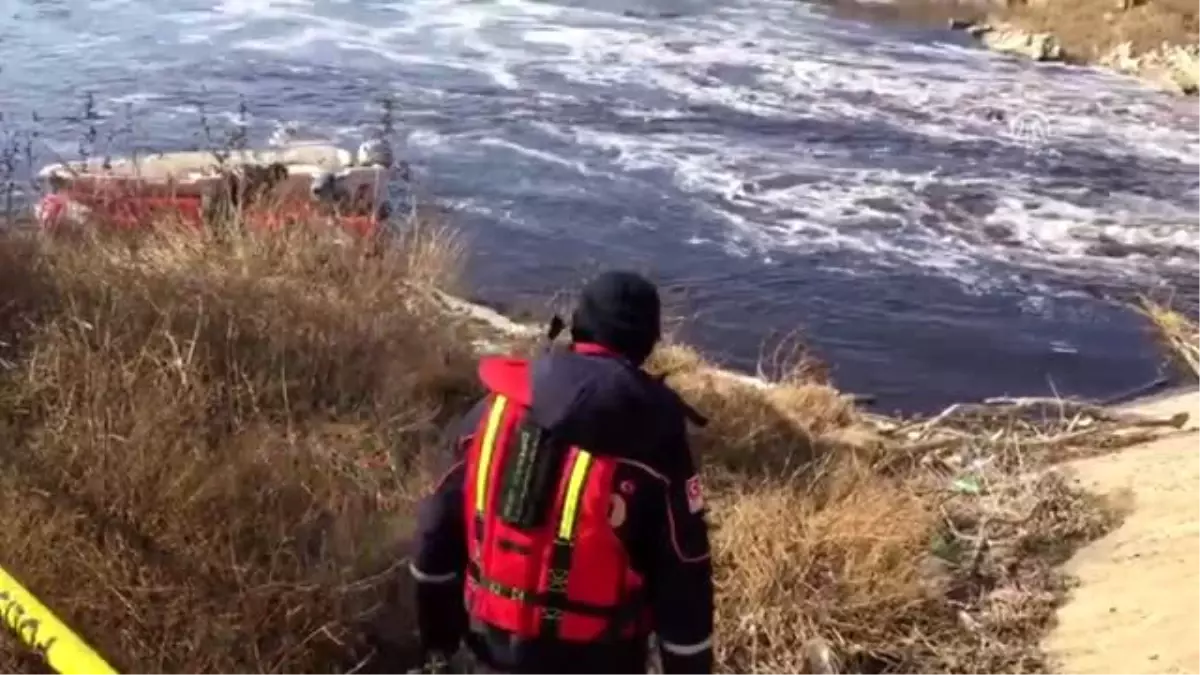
[{"left": 981, "top": 26, "right": 1064, "bottom": 61}]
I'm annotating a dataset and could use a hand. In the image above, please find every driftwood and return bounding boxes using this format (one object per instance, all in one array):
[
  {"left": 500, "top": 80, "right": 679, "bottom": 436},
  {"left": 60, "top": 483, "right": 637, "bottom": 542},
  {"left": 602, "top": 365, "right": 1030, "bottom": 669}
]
[
  {"left": 979, "top": 396, "right": 1190, "bottom": 428},
  {"left": 883, "top": 396, "right": 1189, "bottom": 435},
  {"left": 867, "top": 392, "right": 1195, "bottom": 473}
]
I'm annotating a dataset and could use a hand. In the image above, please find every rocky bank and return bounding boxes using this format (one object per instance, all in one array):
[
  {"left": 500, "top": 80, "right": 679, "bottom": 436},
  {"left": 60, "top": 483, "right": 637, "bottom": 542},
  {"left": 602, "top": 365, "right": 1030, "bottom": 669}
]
[{"left": 949, "top": 0, "right": 1199, "bottom": 94}]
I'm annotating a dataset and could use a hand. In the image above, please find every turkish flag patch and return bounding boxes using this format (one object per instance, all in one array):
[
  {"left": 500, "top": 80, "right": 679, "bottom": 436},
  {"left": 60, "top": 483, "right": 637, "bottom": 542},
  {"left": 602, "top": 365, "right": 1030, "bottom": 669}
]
[{"left": 685, "top": 474, "right": 704, "bottom": 514}]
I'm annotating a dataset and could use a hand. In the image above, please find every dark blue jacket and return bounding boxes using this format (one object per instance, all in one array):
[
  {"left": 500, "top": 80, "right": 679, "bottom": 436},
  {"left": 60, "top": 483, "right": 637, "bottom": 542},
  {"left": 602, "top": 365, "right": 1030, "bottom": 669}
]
[{"left": 411, "top": 343, "right": 714, "bottom": 674}]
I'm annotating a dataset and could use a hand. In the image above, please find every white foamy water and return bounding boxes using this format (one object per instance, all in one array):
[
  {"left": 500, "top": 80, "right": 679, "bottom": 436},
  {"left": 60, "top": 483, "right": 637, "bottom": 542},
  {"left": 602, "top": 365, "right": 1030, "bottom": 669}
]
[
  {"left": 160, "top": 0, "right": 1198, "bottom": 282},
  {"left": 0, "top": 0, "right": 1197, "bottom": 409}
]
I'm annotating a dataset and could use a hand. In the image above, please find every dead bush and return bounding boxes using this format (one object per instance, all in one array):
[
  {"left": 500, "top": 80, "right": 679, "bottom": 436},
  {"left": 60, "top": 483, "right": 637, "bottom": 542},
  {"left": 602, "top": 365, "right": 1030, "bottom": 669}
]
[{"left": 0, "top": 220, "right": 477, "bottom": 673}]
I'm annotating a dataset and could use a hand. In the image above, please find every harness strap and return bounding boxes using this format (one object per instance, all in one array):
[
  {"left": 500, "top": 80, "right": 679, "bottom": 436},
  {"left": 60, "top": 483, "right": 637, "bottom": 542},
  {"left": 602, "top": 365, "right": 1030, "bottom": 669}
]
[
  {"left": 540, "top": 449, "right": 593, "bottom": 638},
  {"left": 466, "top": 562, "right": 634, "bottom": 619},
  {"left": 473, "top": 394, "right": 509, "bottom": 556}
]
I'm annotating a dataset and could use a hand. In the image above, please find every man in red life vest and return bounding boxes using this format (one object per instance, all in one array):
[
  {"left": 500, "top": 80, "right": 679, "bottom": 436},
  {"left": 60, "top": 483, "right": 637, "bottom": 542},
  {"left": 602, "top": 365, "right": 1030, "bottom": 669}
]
[{"left": 410, "top": 271, "right": 714, "bottom": 674}]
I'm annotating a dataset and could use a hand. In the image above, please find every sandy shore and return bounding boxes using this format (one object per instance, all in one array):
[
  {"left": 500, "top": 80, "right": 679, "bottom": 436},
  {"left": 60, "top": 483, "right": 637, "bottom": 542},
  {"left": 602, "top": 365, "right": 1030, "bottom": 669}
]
[{"left": 1044, "top": 388, "right": 1200, "bottom": 674}]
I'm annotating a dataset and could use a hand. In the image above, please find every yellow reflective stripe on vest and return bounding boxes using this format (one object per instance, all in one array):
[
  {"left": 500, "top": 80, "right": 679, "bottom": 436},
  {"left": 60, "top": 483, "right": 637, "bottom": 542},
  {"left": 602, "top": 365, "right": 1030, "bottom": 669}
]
[
  {"left": 0, "top": 564, "right": 118, "bottom": 675},
  {"left": 556, "top": 450, "right": 593, "bottom": 541},
  {"left": 474, "top": 395, "right": 509, "bottom": 514}
]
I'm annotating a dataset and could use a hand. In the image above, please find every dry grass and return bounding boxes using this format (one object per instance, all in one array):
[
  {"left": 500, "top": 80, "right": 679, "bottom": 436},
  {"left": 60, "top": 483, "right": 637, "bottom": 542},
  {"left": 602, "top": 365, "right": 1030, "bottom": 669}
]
[
  {"left": 711, "top": 468, "right": 939, "bottom": 673},
  {"left": 1134, "top": 296, "right": 1200, "bottom": 378},
  {"left": 711, "top": 466, "right": 1120, "bottom": 673},
  {"left": 0, "top": 217, "right": 479, "bottom": 673},
  {"left": 0, "top": 202, "right": 1131, "bottom": 674},
  {"left": 646, "top": 343, "right": 858, "bottom": 480},
  {"left": 994, "top": 0, "right": 1199, "bottom": 62}
]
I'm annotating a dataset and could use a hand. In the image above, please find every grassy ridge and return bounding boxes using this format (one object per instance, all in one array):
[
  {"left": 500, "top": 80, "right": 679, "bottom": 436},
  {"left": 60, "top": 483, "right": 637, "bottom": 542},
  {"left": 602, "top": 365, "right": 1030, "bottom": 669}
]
[{"left": 0, "top": 214, "right": 1123, "bottom": 673}]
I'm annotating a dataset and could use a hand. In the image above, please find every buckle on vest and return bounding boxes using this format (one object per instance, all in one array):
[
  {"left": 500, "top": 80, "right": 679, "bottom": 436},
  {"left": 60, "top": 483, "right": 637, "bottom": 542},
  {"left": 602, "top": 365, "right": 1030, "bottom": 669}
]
[{"left": 466, "top": 562, "right": 636, "bottom": 622}]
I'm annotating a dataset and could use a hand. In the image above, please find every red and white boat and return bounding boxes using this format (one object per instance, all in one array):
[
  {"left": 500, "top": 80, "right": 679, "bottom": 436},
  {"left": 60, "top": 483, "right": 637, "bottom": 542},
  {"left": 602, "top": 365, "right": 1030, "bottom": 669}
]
[{"left": 34, "top": 140, "right": 398, "bottom": 239}]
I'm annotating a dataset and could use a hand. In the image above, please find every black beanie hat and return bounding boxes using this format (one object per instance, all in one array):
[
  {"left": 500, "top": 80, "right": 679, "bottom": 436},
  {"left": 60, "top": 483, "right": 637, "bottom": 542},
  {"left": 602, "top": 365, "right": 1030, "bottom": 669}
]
[{"left": 569, "top": 270, "right": 662, "bottom": 366}]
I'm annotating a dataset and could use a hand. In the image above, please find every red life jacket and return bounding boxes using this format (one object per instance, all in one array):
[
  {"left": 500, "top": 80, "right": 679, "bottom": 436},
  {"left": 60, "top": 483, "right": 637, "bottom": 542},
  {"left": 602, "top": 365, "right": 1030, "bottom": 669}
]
[{"left": 463, "top": 351, "right": 646, "bottom": 642}]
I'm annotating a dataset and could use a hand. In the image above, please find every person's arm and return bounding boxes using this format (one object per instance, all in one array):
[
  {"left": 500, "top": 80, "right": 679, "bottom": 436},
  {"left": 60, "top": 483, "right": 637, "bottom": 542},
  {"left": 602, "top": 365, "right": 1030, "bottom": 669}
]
[
  {"left": 643, "top": 426, "right": 715, "bottom": 674},
  {"left": 411, "top": 397, "right": 487, "bottom": 661}
]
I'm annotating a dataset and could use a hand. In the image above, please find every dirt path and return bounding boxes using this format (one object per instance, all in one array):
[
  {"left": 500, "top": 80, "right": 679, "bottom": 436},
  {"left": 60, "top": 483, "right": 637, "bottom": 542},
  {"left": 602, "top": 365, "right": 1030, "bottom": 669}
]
[{"left": 1044, "top": 390, "right": 1200, "bottom": 674}]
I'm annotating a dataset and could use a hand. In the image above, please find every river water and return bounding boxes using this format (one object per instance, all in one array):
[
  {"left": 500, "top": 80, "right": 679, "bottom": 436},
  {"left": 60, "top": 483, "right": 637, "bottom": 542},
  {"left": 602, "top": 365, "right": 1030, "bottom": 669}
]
[{"left": 1, "top": 0, "right": 1197, "bottom": 412}]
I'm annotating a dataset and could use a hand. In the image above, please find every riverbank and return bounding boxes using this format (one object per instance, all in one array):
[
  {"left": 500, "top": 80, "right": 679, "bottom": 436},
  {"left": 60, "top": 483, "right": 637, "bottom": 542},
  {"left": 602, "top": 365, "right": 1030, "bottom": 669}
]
[
  {"left": 834, "top": 0, "right": 1199, "bottom": 93},
  {"left": 1042, "top": 307, "right": 1200, "bottom": 672},
  {"left": 1044, "top": 388, "right": 1199, "bottom": 673},
  {"left": 969, "top": 0, "right": 1199, "bottom": 95},
  {"left": 0, "top": 213, "right": 1192, "bottom": 673}
]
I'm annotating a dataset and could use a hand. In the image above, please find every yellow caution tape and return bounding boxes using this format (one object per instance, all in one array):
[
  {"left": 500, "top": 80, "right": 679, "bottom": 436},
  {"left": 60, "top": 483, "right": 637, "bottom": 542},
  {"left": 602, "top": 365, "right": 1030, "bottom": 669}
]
[{"left": 0, "top": 564, "right": 117, "bottom": 674}]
